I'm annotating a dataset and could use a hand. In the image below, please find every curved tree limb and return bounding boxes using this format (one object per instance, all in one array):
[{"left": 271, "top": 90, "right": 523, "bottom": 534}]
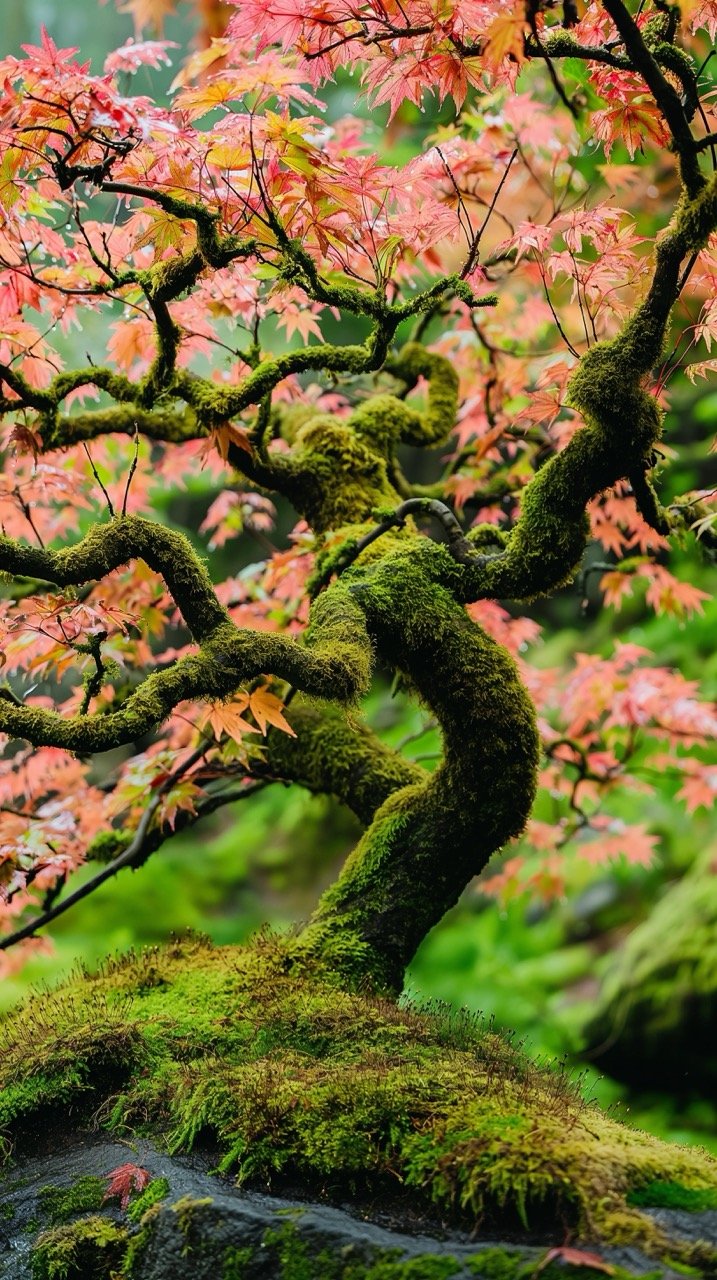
[
  {"left": 0, "top": 701, "right": 424, "bottom": 951},
  {"left": 0, "top": 517, "right": 374, "bottom": 752},
  {"left": 263, "top": 698, "right": 426, "bottom": 827},
  {"left": 436, "top": 175, "right": 717, "bottom": 604}
]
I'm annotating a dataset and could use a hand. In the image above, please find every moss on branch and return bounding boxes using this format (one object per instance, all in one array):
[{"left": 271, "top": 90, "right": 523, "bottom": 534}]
[
  {"left": 438, "top": 174, "right": 717, "bottom": 604},
  {"left": 244, "top": 342, "right": 460, "bottom": 536},
  {"left": 362, "top": 342, "right": 460, "bottom": 448},
  {"left": 49, "top": 405, "right": 199, "bottom": 448},
  {"left": 34, "top": 334, "right": 398, "bottom": 448},
  {"left": 265, "top": 698, "right": 426, "bottom": 827},
  {"left": 292, "top": 547, "right": 539, "bottom": 989},
  {"left": 0, "top": 517, "right": 373, "bottom": 754},
  {"left": 0, "top": 517, "right": 227, "bottom": 640}
]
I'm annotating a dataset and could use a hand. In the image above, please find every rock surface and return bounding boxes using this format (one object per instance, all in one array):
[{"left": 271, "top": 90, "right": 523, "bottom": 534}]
[{"left": 1, "top": 1133, "right": 715, "bottom": 1280}]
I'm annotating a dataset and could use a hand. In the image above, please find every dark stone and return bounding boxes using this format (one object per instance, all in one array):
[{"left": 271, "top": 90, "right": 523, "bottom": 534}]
[{"left": 0, "top": 1133, "right": 714, "bottom": 1279}]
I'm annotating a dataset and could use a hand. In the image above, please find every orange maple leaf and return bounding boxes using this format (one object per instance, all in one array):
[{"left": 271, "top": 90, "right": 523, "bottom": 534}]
[
  {"left": 200, "top": 421, "right": 253, "bottom": 464},
  {"left": 481, "top": 11, "right": 528, "bottom": 73},
  {"left": 159, "top": 778, "right": 202, "bottom": 830},
  {"left": 248, "top": 684, "right": 296, "bottom": 737},
  {"left": 107, "top": 317, "right": 156, "bottom": 373},
  {"left": 592, "top": 99, "right": 670, "bottom": 160},
  {"left": 201, "top": 696, "right": 256, "bottom": 743}
]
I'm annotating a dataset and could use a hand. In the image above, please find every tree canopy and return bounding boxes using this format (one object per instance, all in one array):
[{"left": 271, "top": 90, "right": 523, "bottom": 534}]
[{"left": 0, "top": 0, "right": 715, "bottom": 990}]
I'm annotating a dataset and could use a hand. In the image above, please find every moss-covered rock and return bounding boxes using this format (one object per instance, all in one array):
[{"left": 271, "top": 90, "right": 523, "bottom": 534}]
[
  {"left": 1, "top": 936, "right": 717, "bottom": 1277},
  {"left": 30, "top": 1216, "right": 129, "bottom": 1280},
  {"left": 583, "top": 850, "right": 717, "bottom": 1093},
  {"left": 37, "top": 1177, "right": 106, "bottom": 1226},
  {"left": 0, "top": 1133, "right": 702, "bottom": 1279}
]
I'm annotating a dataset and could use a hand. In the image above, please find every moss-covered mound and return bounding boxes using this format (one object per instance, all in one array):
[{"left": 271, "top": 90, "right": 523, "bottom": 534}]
[
  {"left": 2, "top": 935, "right": 717, "bottom": 1275},
  {"left": 584, "top": 851, "right": 717, "bottom": 1093}
]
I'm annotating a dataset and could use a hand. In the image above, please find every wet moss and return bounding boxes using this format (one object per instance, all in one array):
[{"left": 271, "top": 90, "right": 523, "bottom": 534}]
[
  {"left": 2, "top": 937, "right": 717, "bottom": 1275},
  {"left": 30, "top": 1215, "right": 129, "bottom": 1279},
  {"left": 38, "top": 1177, "right": 106, "bottom": 1225},
  {"left": 126, "top": 1177, "right": 170, "bottom": 1224}
]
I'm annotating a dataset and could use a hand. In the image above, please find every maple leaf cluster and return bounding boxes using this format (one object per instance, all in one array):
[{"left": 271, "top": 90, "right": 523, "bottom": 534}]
[
  {"left": 478, "top": 641, "right": 717, "bottom": 904},
  {"left": 0, "top": 0, "right": 714, "bottom": 976}
]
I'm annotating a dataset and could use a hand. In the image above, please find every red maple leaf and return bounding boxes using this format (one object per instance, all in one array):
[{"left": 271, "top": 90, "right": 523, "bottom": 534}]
[
  {"left": 539, "top": 1246, "right": 615, "bottom": 1274},
  {"left": 103, "top": 1163, "right": 151, "bottom": 1211}
]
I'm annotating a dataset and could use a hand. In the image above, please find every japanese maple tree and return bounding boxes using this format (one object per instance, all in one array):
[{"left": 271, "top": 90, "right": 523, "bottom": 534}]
[{"left": 0, "top": 0, "right": 715, "bottom": 989}]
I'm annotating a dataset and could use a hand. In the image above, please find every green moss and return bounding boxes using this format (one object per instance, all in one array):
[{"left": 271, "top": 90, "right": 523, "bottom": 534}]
[
  {"left": 0, "top": 984, "right": 145, "bottom": 1133},
  {"left": 264, "top": 1223, "right": 333, "bottom": 1280},
  {"left": 126, "top": 1176, "right": 170, "bottom": 1223},
  {"left": 38, "top": 1177, "right": 106, "bottom": 1225},
  {"left": 263, "top": 1224, "right": 461, "bottom": 1280},
  {"left": 267, "top": 697, "right": 424, "bottom": 827},
  {"left": 170, "top": 1195, "right": 215, "bottom": 1254},
  {"left": 30, "top": 1216, "right": 129, "bottom": 1280},
  {"left": 221, "top": 1244, "right": 255, "bottom": 1278},
  {"left": 583, "top": 849, "right": 717, "bottom": 1091},
  {"left": 354, "top": 1258, "right": 462, "bottom": 1279},
  {"left": 292, "top": 543, "right": 539, "bottom": 989},
  {"left": 217, "top": 1227, "right": 666, "bottom": 1280},
  {"left": 464, "top": 1251, "right": 522, "bottom": 1280},
  {"left": 627, "top": 1180, "right": 717, "bottom": 1212},
  {"left": 673, "top": 175, "right": 717, "bottom": 256},
  {"left": 116, "top": 1203, "right": 160, "bottom": 1277}
]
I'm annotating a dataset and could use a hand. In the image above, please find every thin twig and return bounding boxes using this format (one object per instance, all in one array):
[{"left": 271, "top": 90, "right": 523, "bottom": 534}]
[
  {"left": 0, "top": 795, "right": 161, "bottom": 950},
  {"left": 537, "top": 262, "right": 580, "bottom": 359},
  {"left": 82, "top": 443, "right": 115, "bottom": 517},
  {"left": 0, "top": 745, "right": 207, "bottom": 951},
  {"left": 122, "top": 425, "right": 140, "bottom": 517},
  {"left": 462, "top": 151, "right": 518, "bottom": 280}
]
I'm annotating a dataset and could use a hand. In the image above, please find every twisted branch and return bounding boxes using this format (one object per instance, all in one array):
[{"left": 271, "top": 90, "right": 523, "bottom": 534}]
[{"left": 0, "top": 517, "right": 373, "bottom": 753}]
